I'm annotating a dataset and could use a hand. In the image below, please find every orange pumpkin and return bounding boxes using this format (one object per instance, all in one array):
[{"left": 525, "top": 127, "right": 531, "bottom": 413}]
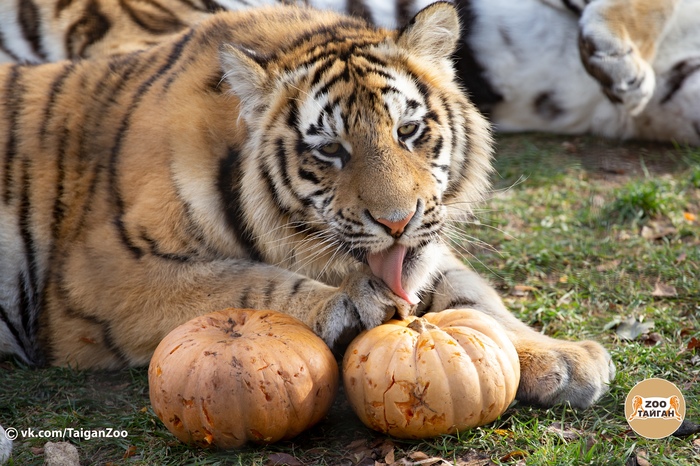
[
  {"left": 342, "top": 309, "right": 520, "bottom": 439},
  {"left": 148, "top": 308, "right": 339, "bottom": 448}
]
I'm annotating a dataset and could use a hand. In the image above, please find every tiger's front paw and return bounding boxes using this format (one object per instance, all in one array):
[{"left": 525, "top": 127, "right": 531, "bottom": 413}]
[
  {"left": 515, "top": 338, "right": 615, "bottom": 409},
  {"left": 314, "top": 271, "right": 413, "bottom": 349},
  {"left": 578, "top": 10, "right": 655, "bottom": 114}
]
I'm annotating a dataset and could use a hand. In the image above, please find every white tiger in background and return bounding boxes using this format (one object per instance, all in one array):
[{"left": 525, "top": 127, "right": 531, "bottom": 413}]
[{"left": 0, "top": 0, "right": 697, "bottom": 145}]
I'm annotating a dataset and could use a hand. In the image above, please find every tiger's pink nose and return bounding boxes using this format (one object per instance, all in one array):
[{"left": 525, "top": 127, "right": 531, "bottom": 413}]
[{"left": 376, "top": 211, "right": 415, "bottom": 238}]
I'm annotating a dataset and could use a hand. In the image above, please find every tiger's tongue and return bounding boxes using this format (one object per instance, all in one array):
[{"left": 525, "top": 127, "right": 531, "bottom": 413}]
[{"left": 367, "top": 244, "right": 419, "bottom": 305}]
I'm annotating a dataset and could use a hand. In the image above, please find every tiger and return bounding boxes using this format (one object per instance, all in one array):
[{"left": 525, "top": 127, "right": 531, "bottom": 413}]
[
  {"left": 0, "top": 2, "right": 614, "bottom": 409},
  {"left": 0, "top": 0, "right": 698, "bottom": 145}
]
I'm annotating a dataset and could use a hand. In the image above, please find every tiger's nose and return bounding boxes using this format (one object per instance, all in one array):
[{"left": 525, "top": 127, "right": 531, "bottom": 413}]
[{"left": 375, "top": 211, "right": 415, "bottom": 238}]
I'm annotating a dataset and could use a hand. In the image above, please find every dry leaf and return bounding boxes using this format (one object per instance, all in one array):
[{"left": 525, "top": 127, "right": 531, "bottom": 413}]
[
  {"left": 385, "top": 449, "right": 395, "bottom": 464},
  {"left": 500, "top": 450, "right": 527, "bottom": 462},
  {"left": 687, "top": 337, "right": 700, "bottom": 351},
  {"left": 693, "top": 438, "right": 700, "bottom": 453},
  {"left": 615, "top": 316, "right": 654, "bottom": 340},
  {"left": 641, "top": 221, "right": 677, "bottom": 240},
  {"left": 684, "top": 212, "right": 697, "bottom": 222},
  {"left": 409, "top": 452, "right": 430, "bottom": 461},
  {"left": 641, "top": 332, "right": 663, "bottom": 346},
  {"left": 652, "top": 282, "right": 677, "bottom": 297},
  {"left": 347, "top": 439, "right": 368, "bottom": 451},
  {"left": 512, "top": 285, "right": 536, "bottom": 297},
  {"left": 267, "top": 453, "right": 303, "bottom": 466},
  {"left": 545, "top": 422, "right": 582, "bottom": 441},
  {"left": 596, "top": 259, "right": 621, "bottom": 272},
  {"left": 123, "top": 445, "right": 137, "bottom": 459}
]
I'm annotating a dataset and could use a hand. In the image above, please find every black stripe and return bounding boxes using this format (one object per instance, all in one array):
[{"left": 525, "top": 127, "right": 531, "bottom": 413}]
[
  {"left": 61, "top": 311, "right": 129, "bottom": 367},
  {"left": 0, "top": 302, "right": 29, "bottom": 358},
  {"left": 445, "top": 299, "right": 477, "bottom": 310},
  {"left": 0, "top": 29, "right": 22, "bottom": 63},
  {"left": 39, "top": 63, "right": 75, "bottom": 147},
  {"left": 141, "top": 232, "right": 193, "bottom": 262},
  {"left": 561, "top": 0, "right": 583, "bottom": 15},
  {"left": 65, "top": 0, "right": 111, "bottom": 59},
  {"left": 660, "top": 59, "right": 700, "bottom": 104},
  {"left": 452, "top": 0, "right": 503, "bottom": 112},
  {"left": 218, "top": 147, "right": 264, "bottom": 262},
  {"left": 3, "top": 65, "right": 23, "bottom": 204},
  {"left": 346, "top": 0, "right": 374, "bottom": 24},
  {"left": 55, "top": 0, "right": 74, "bottom": 15},
  {"left": 297, "top": 167, "right": 321, "bottom": 185},
  {"left": 291, "top": 278, "right": 307, "bottom": 295},
  {"left": 18, "top": 162, "right": 41, "bottom": 351},
  {"left": 109, "top": 30, "right": 195, "bottom": 258},
  {"left": 119, "top": 0, "right": 185, "bottom": 35},
  {"left": 263, "top": 281, "right": 276, "bottom": 307},
  {"left": 18, "top": 0, "right": 47, "bottom": 61},
  {"left": 239, "top": 286, "right": 252, "bottom": 308}
]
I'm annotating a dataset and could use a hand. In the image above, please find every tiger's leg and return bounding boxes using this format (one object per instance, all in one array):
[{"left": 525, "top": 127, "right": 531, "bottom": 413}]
[
  {"left": 47, "top": 256, "right": 410, "bottom": 368},
  {"left": 577, "top": 0, "right": 681, "bottom": 114},
  {"left": 421, "top": 251, "right": 615, "bottom": 409}
]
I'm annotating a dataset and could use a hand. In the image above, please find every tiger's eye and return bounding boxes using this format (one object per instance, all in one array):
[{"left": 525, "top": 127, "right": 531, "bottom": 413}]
[
  {"left": 319, "top": 142, "right": 341, "bottom": 155},
  {"left": 397, "top": 123, "right": 418, "bottom": 138}
]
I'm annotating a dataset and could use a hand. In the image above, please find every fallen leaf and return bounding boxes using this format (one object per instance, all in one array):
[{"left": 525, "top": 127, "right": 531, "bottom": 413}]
[
  {"left": 641, "top": 221, "right": 677, "bottom": 240},
  {"left": 641, "top": 332, "right": 663, "bottom": 346},
  {"left": 500, "top": 450, "right": 527, "bottom": 462},
  {"left": 492, "top": 428, "right": 513, "bottom": 437},
  {"left": 684, "top": 212, "right": 697, "bottom": 222},
  {"left": 693, "top": 438, "right": 700, "bottom": 453},
  {"left": 687, "top": 337, "right": 700, "bottom": 351},
  {"left": 267, "top": 452, "right": 304, "bottom": 466},
  {"left": 408, "top": 452, "right": 430, "bottom": 461},
  {"left": 652, "top": 282, "right": 677, "bottom": 297},
  {"left": 385, "top": 449, "right": 395, "bottom": 464},
  {"left": 596, "top": 259, "right": 621, "bottom": 272},
  {"left": 676, "top": 252, "right": 687, "bottom": 263},
  {"left": 630, "top": 450, "right": 652, "bottom": 466},
  {"left": 512, "top": 285, "right": 536, "bottom": 297},
  {"left": 30, "top": 446, "right": 44, "bottom": 455},
  {"left": 545, "top": 422, "right": 581, "bottom": 441},
  {"left": 347, "top": 439, "right": 368, "bottom": 451},
  {"left": 615, "top": 316, "right": 654, "bottom": 340},
  {"left": 123, "top": 445, "right": 137, "bottom": 459}
]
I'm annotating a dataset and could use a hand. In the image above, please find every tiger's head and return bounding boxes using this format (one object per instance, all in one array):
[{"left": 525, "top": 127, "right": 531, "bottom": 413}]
[{"left": 220, "top": 2, "right": 493, "bottom": 304}]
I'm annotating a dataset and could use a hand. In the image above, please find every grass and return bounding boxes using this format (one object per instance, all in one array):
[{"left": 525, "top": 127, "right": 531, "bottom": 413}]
[{"left": 1, "top": 133, "right": 699, "bottom": 465}]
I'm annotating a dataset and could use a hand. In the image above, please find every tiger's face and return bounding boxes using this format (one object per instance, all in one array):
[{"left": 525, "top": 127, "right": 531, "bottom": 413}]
[{"left": 223, "top": 4, "right": 493, "bottom": 303}]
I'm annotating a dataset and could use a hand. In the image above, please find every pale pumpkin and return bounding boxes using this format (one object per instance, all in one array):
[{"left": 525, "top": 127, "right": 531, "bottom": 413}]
[
  {"left": 148, "top": 308, "right": 339, "bottom": 448},
  {"left": 342, "top": 309, "right": 520, "bottom": 439}
]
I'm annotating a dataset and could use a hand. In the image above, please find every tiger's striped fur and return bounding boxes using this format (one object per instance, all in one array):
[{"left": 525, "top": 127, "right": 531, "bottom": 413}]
[
  {"left": 0, "top": 3, "right": 614, "bottom": 408},
  {"left": 3, "top": 0, "right": 697, "bottom": 145}
]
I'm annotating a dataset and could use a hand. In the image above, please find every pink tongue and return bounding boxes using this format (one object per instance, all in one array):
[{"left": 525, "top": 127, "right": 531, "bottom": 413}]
[{"left": 367, "top": 245, "right": 419, "bottom": 305}]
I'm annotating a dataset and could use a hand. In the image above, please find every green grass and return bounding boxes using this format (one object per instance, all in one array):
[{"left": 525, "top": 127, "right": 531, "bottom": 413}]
[{"left": 1, "top": 134, "right": 699, "bottom": 465}]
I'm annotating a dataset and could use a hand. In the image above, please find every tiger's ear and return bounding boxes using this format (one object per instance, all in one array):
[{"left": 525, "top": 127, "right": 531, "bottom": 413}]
[
  {"left": 397, "top": 1, "right": 460, "bottom": 63},
  {"left": 220, "top": 44, "right": 269, "bottom": 118}
]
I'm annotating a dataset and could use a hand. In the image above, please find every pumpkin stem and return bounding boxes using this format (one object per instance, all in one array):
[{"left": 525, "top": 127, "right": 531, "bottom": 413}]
[{"left": 407, "top": 318, "right": 438, "bottom": 333}]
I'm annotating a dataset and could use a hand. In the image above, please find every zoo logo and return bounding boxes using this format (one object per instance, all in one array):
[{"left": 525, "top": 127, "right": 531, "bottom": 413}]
[{"left": 625, "top": 378, "right": 686, "bottom": 439}]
